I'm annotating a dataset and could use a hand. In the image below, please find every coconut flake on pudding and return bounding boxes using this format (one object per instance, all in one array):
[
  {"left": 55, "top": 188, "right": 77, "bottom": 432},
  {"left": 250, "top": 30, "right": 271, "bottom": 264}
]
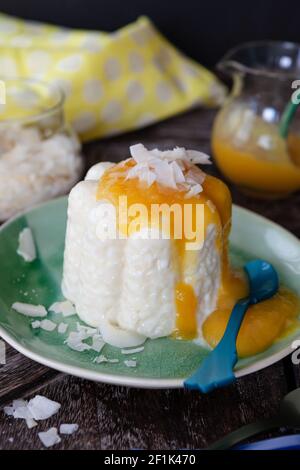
[
  {"left": 127, "top": 143, "right": 209, "bottom": 196},
  {"left": 62, "top": 145, "right": 232, "bottom": 347}
]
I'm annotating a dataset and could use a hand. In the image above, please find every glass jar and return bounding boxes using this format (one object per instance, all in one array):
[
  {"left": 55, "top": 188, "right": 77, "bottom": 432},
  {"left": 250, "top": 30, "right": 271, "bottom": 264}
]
[
  {"left": 0, "top": 78, "right": 83, "bottom": 220},
  {"left": 212, "top": 41, "right": 300, "bottom": 199}
]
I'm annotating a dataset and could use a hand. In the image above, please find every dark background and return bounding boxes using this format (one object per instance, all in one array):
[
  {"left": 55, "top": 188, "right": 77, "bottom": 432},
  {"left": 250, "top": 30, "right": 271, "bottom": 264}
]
[{"left": 0, "top": 0, "right": 300, "bottom": 67}]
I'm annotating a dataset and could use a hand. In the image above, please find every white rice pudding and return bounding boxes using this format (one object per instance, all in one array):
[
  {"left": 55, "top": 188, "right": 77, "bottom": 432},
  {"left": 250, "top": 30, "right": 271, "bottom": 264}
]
[{"left": 62, "top": 146, "right": 230, "bottom": 347}]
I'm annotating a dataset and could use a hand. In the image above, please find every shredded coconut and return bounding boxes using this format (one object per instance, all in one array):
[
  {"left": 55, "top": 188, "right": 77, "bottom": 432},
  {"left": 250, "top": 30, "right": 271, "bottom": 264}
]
[
  {"left": 17, "top": 227, "right": 36, "bottom": 262},
  {"left": 93, "top": 355, "right": 119, "bottom": 364},
  {"left": 3, "top": 406, "right": 14, "bottom": 416},
  {"left": 91, "top": 334, "right": 105, "bottom": 353},
  {"left": 4, "top": 395, "right": 61, "bottom": 431},
  {"left": 27, "top": 395, "right": 61, "bottom": 420},
  {"left": 0, "top": 124, "right": 82, "bottom": 221},
  {"left": 59, "top": 423, "right": 79, "bottom": 435},
  {"left": 40, "top": 319, "right": 57, "bottom": 332},
  {"left": 49, "top": 300, "right": 76, "bottom": 317},
  {"left": 31, "top": 320, "right": 41, "bottom": 329},
  {"left": 76, "top": 322, "right": 98, "bottom": 336},
  {"left": 65, "top": 331, "right": 91, "bottom": 352},
  {"left": 127, "top": 143, "right": 210, "bottom": 197},
  {"left": 0, "top": 339, "right": 6, "bottom": 365},
  {"left": 12, "top": 302, "right": 47, "bottom": 317},
  {"left": 58, "top": 322, "right": 68, "bottom": 334},
  {"left": 38, "top": 427, "right": 61, "bottom": 448},
  {"left": 124, "top": 359, "right": 137, "bottom": 368}
]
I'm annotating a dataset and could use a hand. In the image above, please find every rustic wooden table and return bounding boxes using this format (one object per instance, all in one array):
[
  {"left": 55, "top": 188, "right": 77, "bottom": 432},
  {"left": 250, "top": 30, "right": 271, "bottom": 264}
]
[{"left": 0, "top": 108, "right": 300, "bottom": 450}]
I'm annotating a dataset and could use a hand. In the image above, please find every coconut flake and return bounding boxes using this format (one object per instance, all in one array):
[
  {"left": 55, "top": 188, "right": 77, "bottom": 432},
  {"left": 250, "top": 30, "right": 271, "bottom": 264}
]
[
  {"left": 128, "top": 144, "right": 209, "bottom": 195},
  {"left": 13, "top": 399, "right": 27, "bottom": 409},
  {"left": 31, "top": 320, "right": 41, "bottom": 329},
  {"left": 26, "top": 418, "right": 38, "bottom": 429},
  {"left": 4, "top": 399, "right": 37, "bottom": 428},
  {"left": 27, "top": 395, "right": 61, "bottom": 420},
  {"left": 13, "top": 404, "right": 37, "bottom": 429},
  {"left": 49, "top": 300, "right": 76, "bottom": 317},
  {"left": 65, "top": 331, "right": 91, "bottom": 352},
  {"left": 91, "top": 334, "right": 105, "bottom": 353},
  {"left": 124, "top": 359, "right": 137, "bottom": 368},
  {"left": 58, "top": 322, "right": 68, "bottom": 334},
  {"left": 0, "top": 339, "right": 6, "bottom": 365},
  {"left": 17, "top": 227, "right": 36, "bottom": 262},
  {"left": 59, "top": 423, "right": 79, "bottom": 435},
  {"left": 76, "top": 322, "right": 98, "bottom": 337},
  {"left": 93, "top": 355, "right": 119, "bottom": 364},
  {"left": 184, "top": 183, "right": 203, "bottom": 199},
  {"left": 121, "top": 346, "right": 144, "bottom": 355},
  {"left": 4, "top": 396, "right": 60, "bottom": 429},
  {"left": 4, "top": 406, "right": 14, "bottom": 416},
  {"left": 40, "top": 319, "right": 57, "bottom": 332},
  {"left": 12, "top": 302, "right": 47, "bottom": 317},
  {"left": 38, "top": 427, "right": 61, "bottom": 448}
]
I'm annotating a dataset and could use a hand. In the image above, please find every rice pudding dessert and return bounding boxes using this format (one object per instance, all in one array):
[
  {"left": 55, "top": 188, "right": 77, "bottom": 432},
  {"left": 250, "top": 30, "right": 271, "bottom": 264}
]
[{"left": 62, "top": 144, "right": 299, "bottom": 353}]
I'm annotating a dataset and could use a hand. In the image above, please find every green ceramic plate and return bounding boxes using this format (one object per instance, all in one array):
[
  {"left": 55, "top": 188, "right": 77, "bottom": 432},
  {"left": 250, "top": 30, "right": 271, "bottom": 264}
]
[{"left": 0, "top": 197, "right": 299, "bottom": 389}]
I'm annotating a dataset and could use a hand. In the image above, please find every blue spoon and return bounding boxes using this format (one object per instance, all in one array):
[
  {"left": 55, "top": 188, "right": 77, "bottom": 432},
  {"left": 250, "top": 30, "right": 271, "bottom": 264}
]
[{"left": 184, "top": 259, "right": 279, "bottom": 393}]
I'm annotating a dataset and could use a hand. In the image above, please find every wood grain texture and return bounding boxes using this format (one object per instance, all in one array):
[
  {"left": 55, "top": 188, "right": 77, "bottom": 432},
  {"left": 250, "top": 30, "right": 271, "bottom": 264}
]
[{"left": 0, "top": 107, "right": 299, "bottom": 449}]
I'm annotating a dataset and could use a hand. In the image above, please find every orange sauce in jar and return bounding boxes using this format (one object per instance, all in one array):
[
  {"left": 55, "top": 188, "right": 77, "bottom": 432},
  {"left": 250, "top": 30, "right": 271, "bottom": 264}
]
[{"left": 212, "top": 110, "right": 300, "bottom": 198}]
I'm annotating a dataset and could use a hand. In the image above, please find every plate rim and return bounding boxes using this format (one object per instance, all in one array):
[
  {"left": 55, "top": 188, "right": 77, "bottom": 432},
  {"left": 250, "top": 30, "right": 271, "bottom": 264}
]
[{"left": 0, "top": 197, "right": 299, "bottom": 389}]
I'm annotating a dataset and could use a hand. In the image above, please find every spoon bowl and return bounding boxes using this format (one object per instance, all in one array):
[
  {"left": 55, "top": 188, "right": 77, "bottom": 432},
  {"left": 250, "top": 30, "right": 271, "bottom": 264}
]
[{"left": 184, "top": 260, "right": 279, "bottom": 393}]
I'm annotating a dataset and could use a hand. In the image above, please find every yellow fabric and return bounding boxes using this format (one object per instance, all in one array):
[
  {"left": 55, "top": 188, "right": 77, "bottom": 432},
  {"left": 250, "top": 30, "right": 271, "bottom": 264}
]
[{"left": 0, "top": 12, "right": 226, "bottom": 141}]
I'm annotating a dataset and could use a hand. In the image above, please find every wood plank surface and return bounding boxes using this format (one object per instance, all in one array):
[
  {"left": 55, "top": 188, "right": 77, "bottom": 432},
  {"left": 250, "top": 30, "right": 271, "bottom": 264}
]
[{"left": 0, "top": 107, "right": 299, "bottom": 449}]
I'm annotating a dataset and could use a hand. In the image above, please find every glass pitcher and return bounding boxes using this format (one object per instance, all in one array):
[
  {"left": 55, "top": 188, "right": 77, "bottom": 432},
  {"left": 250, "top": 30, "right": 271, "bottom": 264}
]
[{"left": 212, "top": 41, "right": 300, "bottom": 198}]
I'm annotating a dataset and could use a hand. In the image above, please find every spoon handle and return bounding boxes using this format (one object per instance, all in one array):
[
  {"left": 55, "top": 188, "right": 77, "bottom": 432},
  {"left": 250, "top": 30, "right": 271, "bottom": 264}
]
[
  {"left": 208, "top": 417, "right": 279, "bottom": 450},
  {"left": 184, "top": 299, "right": 250, "bottom": 392},
  {"left": 218, "top": 297, "right": 250, "bottom": 349}
]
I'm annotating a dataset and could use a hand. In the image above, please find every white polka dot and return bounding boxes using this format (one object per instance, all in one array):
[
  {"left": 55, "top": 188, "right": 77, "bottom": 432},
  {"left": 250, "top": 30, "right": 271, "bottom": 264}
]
[
  {"left": 104, "top": 58, "right": 121, "bottom": 81},
  {"left": 182, "top": 62, "right": 199, "bottom": 78},
  {"left": 72, "top": 111, "right": 97, "bottom": 133},
  {"left": 83, "top": 79, "right": 103, "bottom": 103},
  {"left": 153, "top": 48, "right": 172, "bottom": 72},
  {"left": 51, "top": 30, "right": 71, "bottom": 44},
  {"left": 24, "top": 21, "right": 45, "bottom": 35},
  {"left": 81, "top": 34, "right": 103, "bottom": 53},
  {"left": 57, "top": 55, "right": 83, "bottom": 72},
  {"left": 173, "top": 76, "right": 188, "bottom": 93},
  {"left": 10, "top": 35, "right": 33, "bottom": 47},
  {"left": 137, "top": 112, "right": 156, "bottom": 126},
  {"left": 0, "top": 20, "right": 17, "bottom": 34},
  {"left": 51, "top": 78, "right": 72, "bottom": 98},
  {"left": 27, "top": 51, "right": 51, "bottom": 74},
  {"left": 131, "top": 26, "right": 154, "bottom": 46},
  {"left": 0, "top": 57, "right": 17, "bottom": 76},
  {"left": 128, "top": 51, "right": 144, "bottom": 73},
  {"left": 101, "top": 100, "right": 122, "bottom": 123},
  {"left": 156, "top": 82, "right": 173, "bottom": 102},
  {"left": 127, "top": 80, "right": 144, "bottom": 103}
]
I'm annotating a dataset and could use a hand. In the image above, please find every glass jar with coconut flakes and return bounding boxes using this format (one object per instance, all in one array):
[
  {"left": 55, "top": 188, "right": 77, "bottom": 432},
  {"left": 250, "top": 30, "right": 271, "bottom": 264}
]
[{"left": 0, "top": 78, "right": 83, "bottom": 220}]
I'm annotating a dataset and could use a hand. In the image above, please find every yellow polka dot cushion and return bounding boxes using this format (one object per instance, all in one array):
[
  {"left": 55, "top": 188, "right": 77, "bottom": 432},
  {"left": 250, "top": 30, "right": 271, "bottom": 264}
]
[{"left": 0, "top": 12, "right": 226, "bottom": 142}]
